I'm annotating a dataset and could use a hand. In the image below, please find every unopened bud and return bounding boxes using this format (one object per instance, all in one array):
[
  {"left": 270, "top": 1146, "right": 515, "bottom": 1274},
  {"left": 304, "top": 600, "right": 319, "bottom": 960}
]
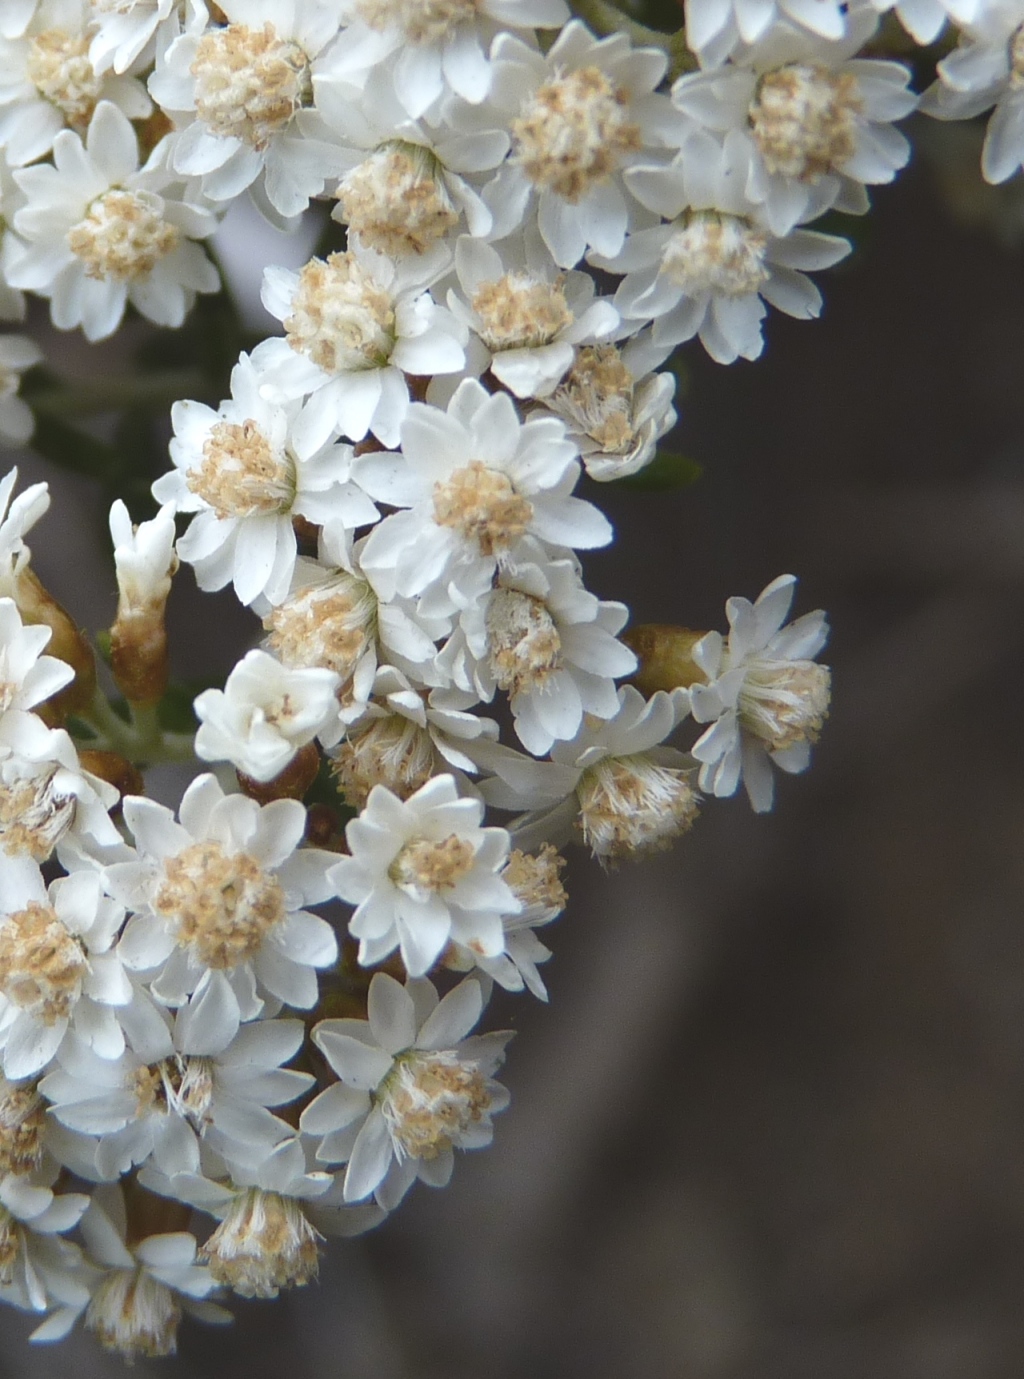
[
  {"left": 77, "top": 749, "right": 145, "bottom": 803},
  {"left": 14, "top": 566, "right": 96, "bottom": 719},
  {"left": 108, "top": 502, "right": 177, "bottom": 707},
  {"left": 237, "top": 741, "right": 321, "bottom": 804},
  {"left": 624, "top": 624, "right": 709, "bottom": 696}
]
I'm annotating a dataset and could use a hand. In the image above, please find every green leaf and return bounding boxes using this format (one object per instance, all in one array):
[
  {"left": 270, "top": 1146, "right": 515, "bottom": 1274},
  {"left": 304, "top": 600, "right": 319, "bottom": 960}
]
[{"left": 615, "top": 450, "right": 702, "bottom": 492}]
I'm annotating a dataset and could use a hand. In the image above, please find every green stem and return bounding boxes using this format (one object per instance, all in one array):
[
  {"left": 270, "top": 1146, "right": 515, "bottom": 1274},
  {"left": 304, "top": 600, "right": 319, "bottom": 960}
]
[
  {"left": 569, "top": 0, "right": 697, "bottom": 76},
  {"left": 78, "top": 687, "right": 197, "bottom": 767},
  {"left": 27, "top": 369, "right": 212, "bottom": 418}
]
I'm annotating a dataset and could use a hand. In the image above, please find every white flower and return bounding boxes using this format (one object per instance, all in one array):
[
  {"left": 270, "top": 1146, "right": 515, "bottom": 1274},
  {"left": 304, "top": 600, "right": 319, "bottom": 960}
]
[
  {"left": 356, "top": 378, "right": 612, "bottom": 612},
  {"left": 254, "top": 242, "right": 467, "bottom": 453},
  {"left": 40, "top": 1017, "right": 314, "bottom": 1181},
  {"left": 315, "top": 70, "right": 507, "bottom": 256},
  {"left": 669, "top": 18, "right": 917, "bottom": 236},
  {"left": 920, "top": 0, "right": 1024, "bottom": 183},
  {"left": 438, "top": 539, "right": 637, "bottom": 754},
  {"left": 594, "top": 129, "right": 850, "bottom": 364},
  {"left": 9, "top": 101, "right": 220, "bottom": 341},
  {"left": 0, "top": 335, "right": 40, "bottom": 446},
  {"left": 688, "top": 573, "right": 830, "bottom": 812},
  {"left": 482, "top": 22, "right": 678, "bottom": 268},
  {"left": 684, "top": 0, "right": 846, "bottom": 68},
  {"left": 868, "top": 0, "right": 983, "bottom": 47},
  {"left": 480, "top": 685, "right": 699, "bottom": 861},
  {"left": 330, "top": 773, "right": 518, "bottom": 976},
  {"left": 149, "top": 0, "right": 348, "bottom": 220},
  {"left": 304, "top": 972, "right": 510, "bottom": 1208},
  {"left": 447, "top": 235, "right": 619, "bottom": 399},
  {"left": 108, "top": 773, "right": 338, "bottom": 1046},
  {"left": 316, "top": 0, "right": 570, "bottom": 118},
  {"left": 0, "top": 468, "right": 49, "bottom": 596},
  {"left": 155, "top": 352, "right": 379, "bottom": 606},
  {"left": 0, "top": 1169, "right": 88, "bottom": 1316},
  {"left": 0, "top": 0, "right": 150, "bottom": 167},
  {"left": 0, "top": 857, "right": 132, "bottom": 1078},
  {"left": 108, "top": 499, "right": 177, "bottom": 614},
  {"left": 0, "top": 710, "right": 121, "bottom": 862},
  {"left": 193, "top": 649, "right": 340, "bottom": 782},
  {"left": 0, "top": 597, "right": 73, "bottom": 716},
  {"left": 538, "top": 331, "right": 678, "bottom": 482},
  {"left": 88, "top": 0, "right": 180, "bottom": 75}
]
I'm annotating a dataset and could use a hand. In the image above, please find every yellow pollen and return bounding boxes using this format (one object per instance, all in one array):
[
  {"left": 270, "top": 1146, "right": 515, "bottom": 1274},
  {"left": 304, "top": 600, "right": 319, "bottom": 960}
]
[
  {"left": 432, "top": 462, "right": 533, "bottom": 557},
  {"left": 511, "top": 65, "right": 642, "bottom": 203},
  {"left": 471, "top": 272, "right": 573, "bottom": 351},
  {"left": 737, "top": 659, "right": 831, "bottom": 751},
  {"left": 502, "top": 844, "right": 567, "bottom": 915},
  {"left": 661, "top": 212, "right": 770, "bottom": 298},
  {"left": 389, "top": 834, "right": 476, "bottom": 895},
  {"left": 191, "top": 23, "right": 310, "bottom": 150},
  {"left": 67, "top": 190, "right": 181, "bottom": 283},
  {"left": 130, "top": 1064, "right": 166, "bottom": 1118},
  {"left": 26, "top": 29, "right": 101, "bottom": 128},
  {"left": 549, "top": 344, "right": 635, "bottom": 452},
  {"left": 154, "top": 841, "right": 287, "bottom": 970},
  {"left": 86, "top": 1268, "right": 182, "bottom": 1360},
  {"left": 749, "top": 64, "right": 862, "bottom": 182},
  {"left": 381, "top": 1051, "right": 490, "bottom": 1159},
  {"left": 355, "top": 0, "right": 480, "bottom": 44},
  {"left": 330, "top": 714, "right": 438, "bottom": 809},
  {"left": 285, "top": 252, "right": 396, "bottom": 374},
  {"left": 187, "top": 419, "right": 295, "bottom": 519},
  {"left": 0, "top": 902, "right": 86, "bottom": 1023},
  {"left": 201, "top": 1188, "right": 321, "bottom": 1298},
  {"left": 337, "top": 145, "right": 458, "bottom": 256},
  {"left": 264, "top": 576, "right": 376, "bottom": 684},
  {"left": 485, "top": 587, "right": 562, "bottom": 695},
  {"left": 576, "top": 753, "right": 700, "bottom": 862},
  {"left": 0, "top": 1081, "right": 45, "bottom": 1178},
  {"left": 0, "top": 767, "right": 76, "bottom": 862},
  {"left": 0, "top": 1210, "right": 20, "bottom": 1284}
]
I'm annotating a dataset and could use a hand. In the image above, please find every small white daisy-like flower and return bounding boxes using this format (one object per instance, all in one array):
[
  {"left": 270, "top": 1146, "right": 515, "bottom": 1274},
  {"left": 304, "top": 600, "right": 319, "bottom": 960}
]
[
  {"left": 594, "top": 129, "right": 850, "bottom": 364},
  {"left": 0, "top": 855, "right": 132, "bottom": 1079},
  {"left": 0, "top": 710, "right": 121, "bottom": 862},
  {"left": 355, "top": 378, "right": 612, "bottom": 611},
  {"left": 149, "top": 0, "right": 348, "bottom": 220},
  {"left": 0, "top": 468, "right": 50, "bottom": 598},
  {"left": 155, "top": 352, "right": 379, "bottom": 607},
  {"left": 193, "top": 648, "right": 340, "bottom": 783},
  {"left": 0, "top": 1169, "right": 88, "bottom": 1315},
  {"left": 670, "top": 17, "right": 917, "bottom": 236},
  {"left": 688, "top": 573, "right": 830, "bottom": 813},
  {"left": 108, "top": 773, "right": 338, "bottom": 1047},
  {"left": 316, "top": 71, "right": 507, "bottom": 256},
  {"left": 483, "top": 22, "right": 677, "bottom": 269},
  {"left": 0, "top": 597, "right": 73, "bottom": 718},
  {"left": 538, "top": 330, "right": 678, "bottom": 482},
  {"left": 0, "top": 0, "right": 151, "bottom": 167},
  {"left": 9, "top": 101, "right": 220, "bottom": 342},
  {"left": 303, "top": 972, "right": 511, "bottom": 1209},
  {"left": 328, "top": 663, "right": 499, "bottom": 806},
  {"left": 684, "top": 0, "right": 847, "bottom": 69},
  {"left": 317, "top": 0, "right": 569, "bottom": 119},
  {"left": 330, "top": 773, "right": 518, "bottom": 976},
  {"left": 88, "top": 0, "right": 180, "bottom": 76},
  {"left": 0, "top": 335, "right": 41, "bottom": 447},
  {"left": 480, "top": 685, "right": 699, "bottom": 862},
  {"left": 447, "top": 235, "right": 620, "bottom": 399},
  {"left": 108, "top": 499, "right": 177, "bottom": 616},
  {"left": 254, "top": 242, "right": 468, "bottom": 454},
  {"left": 438, "top": 539, "right": 637, "bottom": 755},
  {"left": 920, "top": 0, "right": 1024, "bottom": 183}
]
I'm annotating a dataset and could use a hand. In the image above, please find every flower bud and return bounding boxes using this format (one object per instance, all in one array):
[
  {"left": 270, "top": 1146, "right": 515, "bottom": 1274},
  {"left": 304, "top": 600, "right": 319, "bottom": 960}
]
[
  {"left": 108, "top": 501, "right": 178, "bottom": 706},
  {"left": 624, "top": 624, "right": 709, "bottom": 696}
]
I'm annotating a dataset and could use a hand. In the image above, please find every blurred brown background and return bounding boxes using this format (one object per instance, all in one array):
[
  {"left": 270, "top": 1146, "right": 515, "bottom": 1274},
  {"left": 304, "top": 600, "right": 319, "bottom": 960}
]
[{"left": 4, "top": 140, "right": 1024, "bottom": 1378}]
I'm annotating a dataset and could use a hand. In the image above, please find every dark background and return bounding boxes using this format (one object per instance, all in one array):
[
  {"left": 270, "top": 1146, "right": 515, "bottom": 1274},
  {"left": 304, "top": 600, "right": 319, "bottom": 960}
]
[{"left": 4, "top": 134, "right": 1024, "bottom": 1377}]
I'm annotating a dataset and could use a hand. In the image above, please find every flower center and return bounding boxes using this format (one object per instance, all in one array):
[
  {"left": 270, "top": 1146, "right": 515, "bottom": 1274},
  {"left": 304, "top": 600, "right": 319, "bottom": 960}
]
[
  {"left": 660, "top": 212, "right": 770, "bottom": 298},
  {"left": 264, "top": 575, "right": 376, "bottom": 684},
  {"left": 0, "top": 1210, "right": 20, "bottom": 1284},
  {"left": 337, "top": 144, "right": 458, "bottom": 257},
  {"left": 511, "top": 66, "right": 642, "bottom": 203},
  {"left": 86, "top": 1268, "right": 182, "bottom": 1360},
  {"left": 0, "top": 1080, "right": 45, "bottom": 1178},
  {"left": 1010, "top": 25, "right": 1024, "bottom": 87},
  {"left": 502, "top": 845, "right": 567, "bottom": 918},
  {"left": 187, "top": 419, "right": 295, "bottom": 519},
  {"left": 737, "top": 659, "right": 831, "bottom": 751},
  {"left": 67, "top": 190, "right": 182, "bottom": 283},
  {"left": 0, "top": 901, "right": 86, "bottom": 1023},
  {"left": 471, "top": 272, "right": 573, "bottom": 351},
  {"left": 389, "top": 834, "right": 476, "bottom": 897},
  {"left": 330, "top": 714, "right": 437, "bottom": 809},
  {"left": 485, "top": 587, "right": 562, "bottom": 695},
  {"left": 549, "top": 344, "right": 636, "bottom": 453},
  {"left": 0, "top": 764, "right": 76, "bottom": 862},
  {"left": 576, "top": 753, "right": 700, "bottom": 861},
  {"left": 26, "top": 29, "right": 102, "bottom": 128},
  {"left": 381, "top": 1050, "right": 490, "bottom": 1159},
  {"left": 190, "top": 22, "right": 311, "bottom": 150},
  {"left": 749, "top": 64, "right": 862, "bottom": 182},
  {"left": 154, "top": 841, "right": 286, "bottom": 969},
  {"left": 354, "top": 0, "right": 479, "bottom": 43},
  {"left": 285, "top": 252, "right": 396, "bottom": 374},
  {"left": 201, "top": 1188, "right": 321, "bottom": 1298},
  {"left": 432, "top": 462, "right": 533, "bottom": 557}
]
